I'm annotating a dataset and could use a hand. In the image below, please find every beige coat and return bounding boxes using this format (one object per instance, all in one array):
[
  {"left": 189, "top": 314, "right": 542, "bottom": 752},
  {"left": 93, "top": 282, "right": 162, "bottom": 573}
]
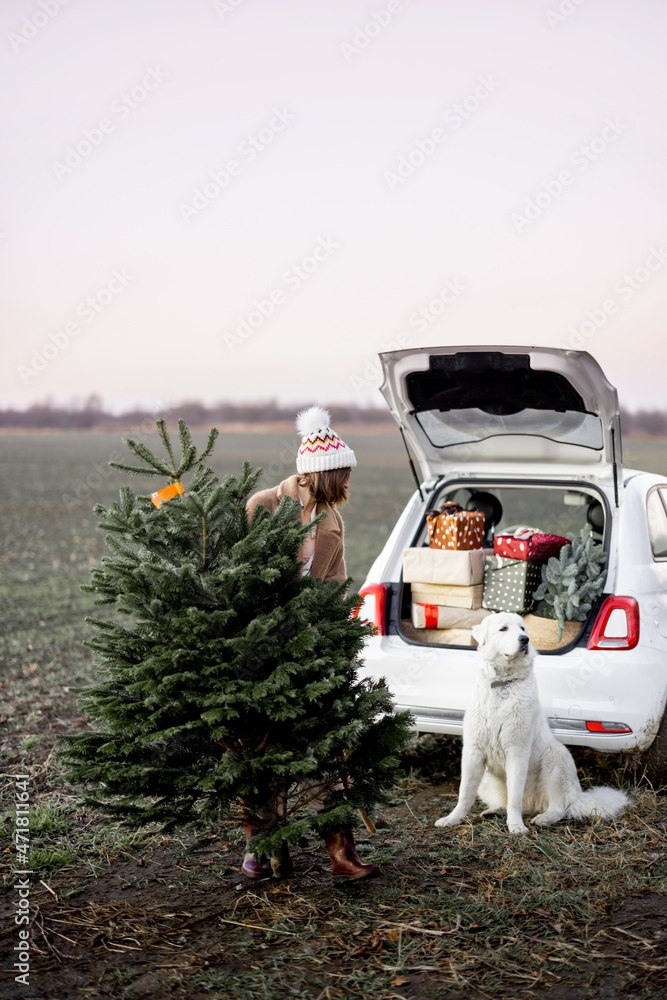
[{"left": 246, "top": 475, "right": 346, "bottom": 584}]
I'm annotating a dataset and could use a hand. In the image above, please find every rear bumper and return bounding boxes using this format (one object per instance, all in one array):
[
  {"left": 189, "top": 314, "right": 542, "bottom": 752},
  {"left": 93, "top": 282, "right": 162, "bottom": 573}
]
[
  {"left": 356, "top": 635, "right": 667, "bottom": 754},
  {"left": 401, "top": 705, "right": 648, "bottom": 752}
]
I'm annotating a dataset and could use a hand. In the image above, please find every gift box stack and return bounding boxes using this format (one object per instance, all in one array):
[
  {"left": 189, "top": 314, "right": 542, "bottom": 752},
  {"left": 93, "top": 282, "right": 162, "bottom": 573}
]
[
  {"left": 482, "top": 529, "right": 570, "bottom": 614},
  {"left": 403, "top": 503, "right": 488, "bottom": 645}
]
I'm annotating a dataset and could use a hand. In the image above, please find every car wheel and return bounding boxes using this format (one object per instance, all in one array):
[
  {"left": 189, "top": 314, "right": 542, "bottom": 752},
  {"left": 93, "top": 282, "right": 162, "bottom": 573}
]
[{"left": 640, "top": 709, "right": 667, "bottom": 788}]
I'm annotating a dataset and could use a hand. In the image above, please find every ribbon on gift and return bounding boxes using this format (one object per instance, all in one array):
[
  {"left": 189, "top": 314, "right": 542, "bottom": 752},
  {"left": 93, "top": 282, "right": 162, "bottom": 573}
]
[
  {"left": 509, "top": 526, "right": 539, "bottom": 539},
  {"left": 424, "top": 604, "right": 439, "bottom": 629},
  {"left": 425, "top": 501, "right": 465, "bottom": 519}
]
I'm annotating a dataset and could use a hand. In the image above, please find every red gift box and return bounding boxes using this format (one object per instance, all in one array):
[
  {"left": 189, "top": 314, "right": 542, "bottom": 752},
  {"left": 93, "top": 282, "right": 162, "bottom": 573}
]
[{"left": 493, "top": 528, "right": 570, "bottom": 562}]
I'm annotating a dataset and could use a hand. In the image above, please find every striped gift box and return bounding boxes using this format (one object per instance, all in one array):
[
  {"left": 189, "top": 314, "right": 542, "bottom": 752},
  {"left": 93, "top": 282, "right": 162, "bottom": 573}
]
[{"left": 411, "top": 603, "right": 490, "bottom": 629}]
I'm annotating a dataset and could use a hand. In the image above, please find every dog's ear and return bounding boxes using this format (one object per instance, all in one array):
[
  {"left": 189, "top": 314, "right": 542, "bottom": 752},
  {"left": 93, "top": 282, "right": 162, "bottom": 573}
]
[{"left": 471, "top": 617, "right": 489, "bottom": 646}]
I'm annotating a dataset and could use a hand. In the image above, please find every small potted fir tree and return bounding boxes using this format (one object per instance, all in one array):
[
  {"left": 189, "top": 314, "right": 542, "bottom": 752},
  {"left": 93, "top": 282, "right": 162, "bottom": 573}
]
[{"left": 526, "top": 525, "right": 607, "bottom": 649}]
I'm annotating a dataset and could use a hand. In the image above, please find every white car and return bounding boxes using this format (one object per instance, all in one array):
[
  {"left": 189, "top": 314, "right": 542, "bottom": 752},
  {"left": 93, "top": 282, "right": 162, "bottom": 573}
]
[{"left": 355, "top": 346, "right": 667, "bottom": 783}]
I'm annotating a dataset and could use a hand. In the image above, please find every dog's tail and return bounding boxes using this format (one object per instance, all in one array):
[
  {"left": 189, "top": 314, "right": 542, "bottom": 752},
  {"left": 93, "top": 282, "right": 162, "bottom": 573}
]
[{"left": 566, "top": 785, "right": 629, "bottom": 821}]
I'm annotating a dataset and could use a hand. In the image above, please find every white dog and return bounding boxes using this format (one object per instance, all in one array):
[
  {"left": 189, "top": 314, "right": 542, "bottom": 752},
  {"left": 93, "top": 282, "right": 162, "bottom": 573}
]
[{"left": 435, "top": 612, "right": 629, "bottom": 835}]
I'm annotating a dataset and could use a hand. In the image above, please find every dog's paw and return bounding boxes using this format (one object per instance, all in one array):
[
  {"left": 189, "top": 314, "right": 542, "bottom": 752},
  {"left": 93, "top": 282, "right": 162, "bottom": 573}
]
[
  {"left": 434, "top": 813, "right": 463, "bottom": 828},
  {"left": 530, "top": 813, "right": 557, "bottom": 827},
  {"left": 508, "top": 822, "right": 528, "bottom": 835}
]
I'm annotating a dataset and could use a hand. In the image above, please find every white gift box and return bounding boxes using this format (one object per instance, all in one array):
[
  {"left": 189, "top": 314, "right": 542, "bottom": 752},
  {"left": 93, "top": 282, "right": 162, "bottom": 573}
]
[
  {"left": 403, "top": 547, "right": 484, "bottom": 586},
  {"left": 410, "top": 583, "right": 483, "bottom": 610},
  {"left": 410, "top": 603, "right": 490, "bottom": 629}
]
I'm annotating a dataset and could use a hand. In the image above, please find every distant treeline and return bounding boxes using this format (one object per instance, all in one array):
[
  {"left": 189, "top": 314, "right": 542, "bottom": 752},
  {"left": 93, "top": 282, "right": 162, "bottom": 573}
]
[
  {"left": 0, "top": 399, "right": 394, "bottom": 430},
  {"left": 1, "top": 400, "right": 666, "bottom": 435}
]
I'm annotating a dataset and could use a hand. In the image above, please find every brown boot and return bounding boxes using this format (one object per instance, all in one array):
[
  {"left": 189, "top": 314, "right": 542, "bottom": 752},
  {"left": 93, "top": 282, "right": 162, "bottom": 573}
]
[
  {"left": 241, "top": 809, "right": 271, "bottom": 879},
  {"left": 324, "top": 828, "right": 381, "bottom": 881}
]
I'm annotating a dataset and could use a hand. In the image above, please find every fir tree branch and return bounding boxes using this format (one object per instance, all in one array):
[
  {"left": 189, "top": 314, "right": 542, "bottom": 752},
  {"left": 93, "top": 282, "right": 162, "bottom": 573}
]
[
  {"left": 216, "top": 737, "right": 242, "bottom": 758},
  {"left": 286, "top": 778, "right": 344, "bottom": 817},
  {"left": 175, "top": 445, "right": 197, "bottom": 479},
  {"left": 157, "top": 417, "right": 177, "bottom": 470},
  {"left": 254, "top": 727, "right": 272, "bottom": 753},
  {"left": 199, "top": 427, "right": 220, "bottom": 465},
  {"left": 109, "top": 460, "right": 162, "bottom": 478},
  {"left": 177, "top": 419, "right": 193, "bottom": 462},
  {"left": 125, "top": 438, "right": 174, "bottom": 478}
]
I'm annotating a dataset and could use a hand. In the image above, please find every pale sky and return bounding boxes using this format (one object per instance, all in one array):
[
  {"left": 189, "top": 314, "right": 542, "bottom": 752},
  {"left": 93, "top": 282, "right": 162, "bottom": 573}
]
[{"left": 2, "top": 0, "right": 667, "bottom": 413}]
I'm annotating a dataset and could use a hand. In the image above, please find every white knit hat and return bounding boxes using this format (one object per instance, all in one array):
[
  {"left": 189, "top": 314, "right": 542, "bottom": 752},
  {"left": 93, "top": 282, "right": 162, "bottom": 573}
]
[{"left": 295, "top": 406, "right": 357, "bottom": 473}]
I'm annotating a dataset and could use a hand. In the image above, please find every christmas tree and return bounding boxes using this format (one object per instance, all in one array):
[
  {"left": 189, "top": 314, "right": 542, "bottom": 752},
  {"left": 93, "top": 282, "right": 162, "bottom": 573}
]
[
  {"left": 532, "top": 524, "right": 607, "bottom": 641},
  {"left": 60, "top": 420, "right": 412, "bottom": 876}
]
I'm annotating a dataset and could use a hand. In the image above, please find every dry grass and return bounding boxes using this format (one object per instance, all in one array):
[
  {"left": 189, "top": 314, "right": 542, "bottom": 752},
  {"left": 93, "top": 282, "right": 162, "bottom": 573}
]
[{"left": 1, "top": 733, "right": 665, "bottom": 999}]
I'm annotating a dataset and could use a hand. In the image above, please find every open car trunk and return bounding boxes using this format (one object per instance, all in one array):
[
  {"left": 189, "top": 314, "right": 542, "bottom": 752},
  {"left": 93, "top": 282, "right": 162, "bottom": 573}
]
[
  {"left": 379, "top": 346, "right": 623, "bottom": 500},
  {"left": 377, "top": 348, "right": 618, "bottom": 652},
  {"left": 394, "top": 478, "right": 609, "bottom": 652}
]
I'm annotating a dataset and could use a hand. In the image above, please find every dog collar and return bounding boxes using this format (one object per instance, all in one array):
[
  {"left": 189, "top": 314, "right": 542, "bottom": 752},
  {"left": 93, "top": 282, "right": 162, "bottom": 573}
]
[{"left": 490, "top": 677, "right": 519, "bottom": 699}]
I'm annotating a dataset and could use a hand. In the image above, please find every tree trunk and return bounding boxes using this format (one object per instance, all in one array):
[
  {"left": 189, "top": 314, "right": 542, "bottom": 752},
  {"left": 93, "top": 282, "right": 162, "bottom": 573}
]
[{"left": 270, "top": 841, "right": 293, "bottom": 878}]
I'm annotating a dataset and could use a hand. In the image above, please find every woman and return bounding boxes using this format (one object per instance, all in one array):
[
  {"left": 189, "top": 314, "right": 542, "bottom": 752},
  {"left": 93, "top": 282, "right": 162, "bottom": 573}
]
[{"left": 242, "top": 407, "right": 380, "bottom": 881}]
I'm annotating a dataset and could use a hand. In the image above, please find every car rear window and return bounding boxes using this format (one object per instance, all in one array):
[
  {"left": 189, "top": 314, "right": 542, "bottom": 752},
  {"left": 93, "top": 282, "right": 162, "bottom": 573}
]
[
  {"left": 432, "top": 485, "right": 602, "bottom": 543},
  {"left": 416, "top": 407, "right": 604, "bottom": 451},
  {"left": 647, "top": 488, "right": 667, "bottom": 559}
]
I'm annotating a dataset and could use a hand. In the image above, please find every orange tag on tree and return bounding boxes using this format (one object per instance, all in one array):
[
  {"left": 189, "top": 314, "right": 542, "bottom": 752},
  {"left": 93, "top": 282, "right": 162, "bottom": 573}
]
[{"left": 150, "top": 481, "right": 185, "bottom": 508}]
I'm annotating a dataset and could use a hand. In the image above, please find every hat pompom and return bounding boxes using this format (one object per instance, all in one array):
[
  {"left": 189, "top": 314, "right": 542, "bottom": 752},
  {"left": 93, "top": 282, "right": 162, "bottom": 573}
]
[{"left": 296, "top": 406, "right": 331, "bottom": 438}]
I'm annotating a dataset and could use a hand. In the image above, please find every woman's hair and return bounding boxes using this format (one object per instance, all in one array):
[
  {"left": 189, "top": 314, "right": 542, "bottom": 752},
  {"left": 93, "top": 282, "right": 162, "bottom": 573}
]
[{"left": 299, "top": 467, "right": 351, "bottom": 506}]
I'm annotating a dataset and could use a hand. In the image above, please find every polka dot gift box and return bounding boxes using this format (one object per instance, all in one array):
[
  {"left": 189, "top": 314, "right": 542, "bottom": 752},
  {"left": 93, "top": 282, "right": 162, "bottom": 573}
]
[
  {"left": 426, "top": 502, "right": 485, "bottom": 551},
  {"left": 493, "top": 528, "right": 569, "bottom": 562},
  {"left": 482, "top": 555, "right": 543, "bottom": 614}
]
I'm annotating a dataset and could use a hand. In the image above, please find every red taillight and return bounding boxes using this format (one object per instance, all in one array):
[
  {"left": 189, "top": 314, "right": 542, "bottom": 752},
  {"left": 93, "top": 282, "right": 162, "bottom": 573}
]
[
  {"left": 587, "top": 596, "right": 639, "bottom": 651},
  {"left": 352, "top": 584, "right": 387, "bottom": 636},
  {"left": 585, "top": 721, "right": 632, "bottom": 733}
]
